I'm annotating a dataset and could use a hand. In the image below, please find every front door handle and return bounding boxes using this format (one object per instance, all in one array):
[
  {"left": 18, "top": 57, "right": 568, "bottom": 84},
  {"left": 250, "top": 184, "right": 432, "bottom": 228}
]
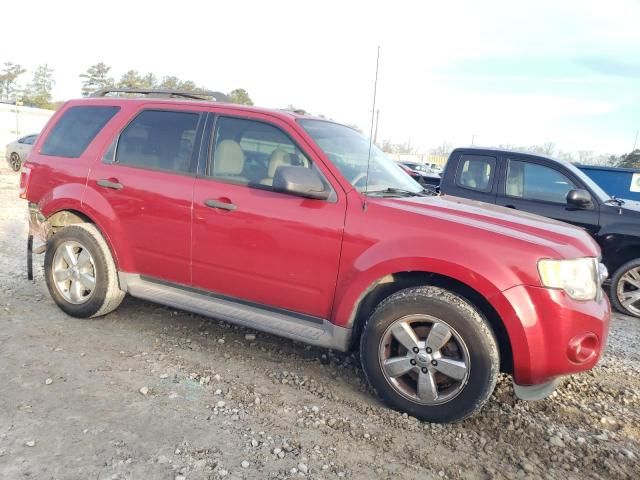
[
  {"left": 97, "top": 179, "right": 124, "bottom": 190},
  {"left": 204, "top": 199, "right": 236, "bottom": 211},
  {"left": 504, "top": 204, "right": 516, "bottom": 209}
]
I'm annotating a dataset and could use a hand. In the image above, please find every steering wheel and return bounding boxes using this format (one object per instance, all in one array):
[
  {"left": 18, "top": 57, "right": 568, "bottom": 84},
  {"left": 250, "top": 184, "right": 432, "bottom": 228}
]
[{"left": 351, "top": 172, "right": 368, "bottom": 187}]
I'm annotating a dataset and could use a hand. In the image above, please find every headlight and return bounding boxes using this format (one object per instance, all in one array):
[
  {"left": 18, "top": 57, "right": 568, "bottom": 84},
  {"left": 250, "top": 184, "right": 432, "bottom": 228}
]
[{"left": 538, "top": 257, "right": 601, "bottom": 301}]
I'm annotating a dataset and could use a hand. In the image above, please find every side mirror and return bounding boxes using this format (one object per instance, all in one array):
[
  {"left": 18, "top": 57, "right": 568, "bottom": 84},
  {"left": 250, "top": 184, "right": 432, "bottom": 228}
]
[
  {"left": 272, "top": 166, "right": 330, "bottom": 200},
  {"left": 566, "top": 188, "right": 593, "bottom": 209}
]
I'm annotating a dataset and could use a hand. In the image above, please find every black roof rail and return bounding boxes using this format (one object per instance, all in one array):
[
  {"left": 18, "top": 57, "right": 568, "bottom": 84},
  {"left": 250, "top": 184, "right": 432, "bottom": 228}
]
[{"left": 90, "top": 88, "right": 229, "bottom": 102}]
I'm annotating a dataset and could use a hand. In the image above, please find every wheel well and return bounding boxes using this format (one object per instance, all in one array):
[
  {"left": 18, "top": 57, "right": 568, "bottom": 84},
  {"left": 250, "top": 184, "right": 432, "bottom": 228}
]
[
  {"left": 47, "top": 209, "right": 94, "bottom": 232},
  {"left": 608, "top": 246, "right": 640, "bottom": 274},
  {"left": 349, "top": 271, "right": 514, "bottom": 374}
]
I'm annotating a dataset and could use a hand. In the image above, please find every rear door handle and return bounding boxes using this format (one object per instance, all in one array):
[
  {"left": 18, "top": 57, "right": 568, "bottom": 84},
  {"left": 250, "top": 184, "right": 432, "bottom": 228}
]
[
  {"left": 204, "top": 199, "right": 236, "bottom": 211},
  {"left": 504, "top": 204, "right": 516, "bottom": 209},
  {"left": 97, "top": 179, "right": 123, "bottom": 190}
]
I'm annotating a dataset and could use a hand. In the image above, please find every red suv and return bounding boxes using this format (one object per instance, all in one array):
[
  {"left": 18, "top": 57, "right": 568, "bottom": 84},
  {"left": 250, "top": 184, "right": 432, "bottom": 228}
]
[{"left": 21, "top": 89, "right": 610, "bottom": 422}]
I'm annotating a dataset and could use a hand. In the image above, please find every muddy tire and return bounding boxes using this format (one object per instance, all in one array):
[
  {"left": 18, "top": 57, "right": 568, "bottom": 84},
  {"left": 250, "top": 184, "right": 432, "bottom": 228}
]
[
  {"left": 610, "top": 259, "right": 640, "bottom": 318},
  {"left": 44, "top": 223, "right": 125, "bottom": 318},
  {"left": 360, "top": 286, "right": 499, "bottom": 423}
]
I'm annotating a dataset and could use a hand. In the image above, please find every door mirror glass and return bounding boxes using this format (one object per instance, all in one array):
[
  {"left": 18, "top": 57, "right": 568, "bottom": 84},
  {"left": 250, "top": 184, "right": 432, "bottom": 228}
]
[
  {"left": 273, "top": 165, "right": 329, "bottom": 200},
  {"left": 566, "top": 188, "right": 593, "bottom": 208}
]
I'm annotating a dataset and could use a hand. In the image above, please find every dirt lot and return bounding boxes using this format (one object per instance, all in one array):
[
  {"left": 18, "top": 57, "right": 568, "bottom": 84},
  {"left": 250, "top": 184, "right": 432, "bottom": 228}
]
[{"left": 0, "top": 166, "right": 638, "bottom": 480}]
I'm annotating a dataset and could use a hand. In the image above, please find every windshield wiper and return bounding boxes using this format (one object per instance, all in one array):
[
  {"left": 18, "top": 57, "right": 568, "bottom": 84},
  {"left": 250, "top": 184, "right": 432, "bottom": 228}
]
[
  {"left": 605, "top": 196, "right": 625, "bottom": 206},
  {"left": 366, "top": 187, "right": 429, "bottom": 197}
]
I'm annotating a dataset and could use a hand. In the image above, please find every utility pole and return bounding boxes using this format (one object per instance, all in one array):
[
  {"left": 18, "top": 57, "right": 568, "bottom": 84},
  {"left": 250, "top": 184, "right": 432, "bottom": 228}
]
[
  {"left": 471, "top": 134, "right": 475, "bottom": 145},
  {"left": 15, "top": 97, "right": 23, "bottom": 137},
  {"left": 634, "top": 130, "right": 638, "bottom": 151}
]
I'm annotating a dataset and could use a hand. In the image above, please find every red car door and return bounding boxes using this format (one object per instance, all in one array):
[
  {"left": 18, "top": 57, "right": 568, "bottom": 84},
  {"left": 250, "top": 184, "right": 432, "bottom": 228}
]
[
  {"left": 191, "top": 113, "right": 346, "bottom": 319},
  {"left": 86, "top": 105, "right": 206, "bottom": 285}
]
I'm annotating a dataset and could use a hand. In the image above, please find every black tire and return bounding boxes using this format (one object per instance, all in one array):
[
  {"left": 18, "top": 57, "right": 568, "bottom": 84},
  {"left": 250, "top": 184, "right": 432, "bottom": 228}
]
[
  {"left": 44, "top": 223, "right": 125, "bottom": 318},
  {"left": 9, "top": 152, "right": 21, "bottom": 172},
  {"left": 610, "top": 259, "right": 640, "bottom": 318},
  {"left": 360, "top": 286, "right": 499, "bottom": 423}
]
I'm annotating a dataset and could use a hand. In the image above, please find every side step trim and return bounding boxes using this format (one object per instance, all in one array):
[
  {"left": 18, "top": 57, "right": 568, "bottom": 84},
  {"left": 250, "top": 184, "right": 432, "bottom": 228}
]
[{"left": 118, "top": 273, "right": 351, "bottom": 351}]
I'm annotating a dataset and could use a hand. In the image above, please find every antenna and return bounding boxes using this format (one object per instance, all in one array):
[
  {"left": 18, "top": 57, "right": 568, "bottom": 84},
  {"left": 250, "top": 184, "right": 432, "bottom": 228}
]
[{"left": 363, "top": 46, "right": 381, "bottom": 210}]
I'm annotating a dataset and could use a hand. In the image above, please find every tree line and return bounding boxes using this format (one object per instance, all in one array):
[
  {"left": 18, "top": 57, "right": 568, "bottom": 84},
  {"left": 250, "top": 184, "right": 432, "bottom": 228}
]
[
  {"left": 2, "top": 60, "right": 638, "bottom": 167},
  {"left": 0, "top": 61, "right": 253, "bottom": 109}
]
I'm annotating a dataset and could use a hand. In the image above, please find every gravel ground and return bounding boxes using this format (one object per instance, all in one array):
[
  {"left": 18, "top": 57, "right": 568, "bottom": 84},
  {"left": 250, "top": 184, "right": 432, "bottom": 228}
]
[{"left": 0, "top": 166, "right": 638, "bottom": 480}]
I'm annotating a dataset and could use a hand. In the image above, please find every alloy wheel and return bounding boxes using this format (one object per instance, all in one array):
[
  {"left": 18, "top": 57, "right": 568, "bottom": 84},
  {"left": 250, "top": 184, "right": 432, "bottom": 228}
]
[
  {"left": 10, "top": 153, "right": 21, "bottom": 172},
  {"left": 616, "top": 267, "right": 640, "bottom": 316},
  {"left": 52, "top": 240, "right": 97, "bottom": 304},
  {"left": 378, "top": 314, "right": 470, "bottom": 405}
]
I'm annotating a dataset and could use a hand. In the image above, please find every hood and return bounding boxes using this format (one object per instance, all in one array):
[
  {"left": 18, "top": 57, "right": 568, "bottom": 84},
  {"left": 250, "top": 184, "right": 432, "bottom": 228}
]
[
  {"left": 617, "top": 199, "right": 640, "bottom": 214},
  {"left": 376, "top": 194, "right": 600, "bottom": 259}
]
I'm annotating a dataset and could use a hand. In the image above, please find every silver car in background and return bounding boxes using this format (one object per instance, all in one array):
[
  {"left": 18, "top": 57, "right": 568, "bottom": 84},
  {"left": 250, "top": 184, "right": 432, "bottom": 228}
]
[{"left": 5, "top": 134, "right": 37, "bottom": 171}]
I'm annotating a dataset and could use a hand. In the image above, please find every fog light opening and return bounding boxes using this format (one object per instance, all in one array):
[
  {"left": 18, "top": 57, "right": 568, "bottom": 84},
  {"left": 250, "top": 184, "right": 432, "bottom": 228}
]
[{"left": 567, "top": 333, "right": 598, "bottom": 364}]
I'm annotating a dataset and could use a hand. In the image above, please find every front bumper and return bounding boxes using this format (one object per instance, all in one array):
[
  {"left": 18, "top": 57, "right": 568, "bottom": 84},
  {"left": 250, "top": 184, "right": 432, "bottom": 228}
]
[{"left": 492, "top": 284, "right": 610, "bottom": 386}]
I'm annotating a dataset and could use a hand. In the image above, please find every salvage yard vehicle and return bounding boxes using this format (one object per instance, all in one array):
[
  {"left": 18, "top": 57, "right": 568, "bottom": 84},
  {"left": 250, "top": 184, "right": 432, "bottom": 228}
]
[
  {"left": 5, "top": 133, "right": 37, "bottom": 171},
  {"left": 397, "top": 162, "right": 441, "bottom": 187},
  {"left": 439, "top": 147, "right": 640, "bottom": 318},
  {"left": 21, "top": 89, "right": 610, "bottom": 422}
]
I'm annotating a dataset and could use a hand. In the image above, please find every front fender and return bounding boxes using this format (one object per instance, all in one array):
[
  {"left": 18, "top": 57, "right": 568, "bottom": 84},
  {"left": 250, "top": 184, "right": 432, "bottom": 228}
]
[{"left": 332, "top": 253, "right": 507, "bottom": 329}]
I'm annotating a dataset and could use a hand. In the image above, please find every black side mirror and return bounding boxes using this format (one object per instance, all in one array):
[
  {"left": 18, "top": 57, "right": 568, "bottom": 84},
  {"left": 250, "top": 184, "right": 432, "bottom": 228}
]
[
  {"left": 566, "top": 188, "right": 593, "bottom": 209},
  {"left": 273, "top": 166, "right": 330, "bottom": 200}
]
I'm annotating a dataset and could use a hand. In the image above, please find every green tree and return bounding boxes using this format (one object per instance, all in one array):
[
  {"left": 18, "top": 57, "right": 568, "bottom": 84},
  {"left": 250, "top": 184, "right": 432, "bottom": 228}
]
[
  {"left": 228, "top": 88, "right": 253, "bottom": 105},
  {"left": 0, "top": 62, "right": 27, "bottom": 101},
  {"left": 618, "top": 149, "right": 640, "bottom": 168},
  {"left": 23, "top": 64, "right": 55, "bottom": 109},
  {"left": 118, "top": 70, "right": 146, "bottom": 89},
  {"left": 140, "top": 72, "right": 158, "bottom": 89},
  {"left": 79, "top": 62, "right": 114, "bottom": 96},
  {"left": 159, "top": 76, "right": 180, "bottom": 89},
  {"left": 179, "top": 80, "right": 198, "bottom": 91}
]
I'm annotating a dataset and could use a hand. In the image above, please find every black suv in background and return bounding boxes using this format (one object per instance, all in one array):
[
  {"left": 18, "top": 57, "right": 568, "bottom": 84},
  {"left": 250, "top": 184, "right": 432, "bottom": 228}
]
[{"left": 439, "top": 147, "right": 640, "bottom": 318}]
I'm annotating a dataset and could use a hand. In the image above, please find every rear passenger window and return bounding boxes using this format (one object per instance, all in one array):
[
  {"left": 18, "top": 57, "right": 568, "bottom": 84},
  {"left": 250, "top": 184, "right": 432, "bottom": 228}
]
[
  {"left": 115, "top": 110, "right": 200, "bottom": 173},
  {"left": 41, "top": 106, "right": 119, "bottom": 158},
  {"left": 456, "top": 154, "right": 496, "bottom": 192}
]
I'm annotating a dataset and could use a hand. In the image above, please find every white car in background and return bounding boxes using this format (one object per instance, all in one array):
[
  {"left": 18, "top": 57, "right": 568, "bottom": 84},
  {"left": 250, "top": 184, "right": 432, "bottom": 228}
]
[{"left": 5, "top": 134, "right": 38, "bottom": 171}]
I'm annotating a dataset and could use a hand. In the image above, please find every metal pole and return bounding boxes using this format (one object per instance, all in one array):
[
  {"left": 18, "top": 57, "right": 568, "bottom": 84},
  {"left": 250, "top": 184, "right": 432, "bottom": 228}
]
[
  {"left": 373, "top": 109, "right": 380, "bottom": 144},
  {"left": 15, "top": 99, "right": 19, "bottom": 137},
  {"left": 634, "top": 130, "right": 638, "bottom": 151}
]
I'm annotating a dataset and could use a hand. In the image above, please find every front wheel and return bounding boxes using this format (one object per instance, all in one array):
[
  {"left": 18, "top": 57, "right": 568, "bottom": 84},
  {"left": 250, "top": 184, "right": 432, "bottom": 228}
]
[
  {"left": 610, "top": 259, "right": 640, "bottom": 317},
  {"left": 360, "top": 286, "right": 499, "bottom": 423},
  {"left": 9, "top": 152, "right": 21, "bottom": 172}
]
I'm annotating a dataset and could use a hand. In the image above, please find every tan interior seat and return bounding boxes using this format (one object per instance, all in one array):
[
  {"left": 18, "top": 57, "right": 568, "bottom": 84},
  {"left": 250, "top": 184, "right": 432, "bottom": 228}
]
[
  {"left": 260, "top": 148, "right": 292, "bottom": 186},
  {"left": 213, "top": 139, "right": 247, "bottom": 182}
]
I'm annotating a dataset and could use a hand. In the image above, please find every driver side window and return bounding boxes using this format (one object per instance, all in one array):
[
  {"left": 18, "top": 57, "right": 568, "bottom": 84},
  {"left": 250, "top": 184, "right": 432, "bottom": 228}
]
[
  {"left": 506, "top": 160, "right": 576, "bottom": 203},
  {"left": 209, "top": 117, "right": 312, "bottom": 187}
]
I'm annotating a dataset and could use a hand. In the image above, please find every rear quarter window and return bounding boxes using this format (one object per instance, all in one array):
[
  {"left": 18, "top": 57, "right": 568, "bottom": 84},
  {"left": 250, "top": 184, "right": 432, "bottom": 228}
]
[
  {"left": 455, "top": 154, "right": 496, "bottom": 192},
  {"left": 40, "top": 106, "right": 120, "bottom": 158}
]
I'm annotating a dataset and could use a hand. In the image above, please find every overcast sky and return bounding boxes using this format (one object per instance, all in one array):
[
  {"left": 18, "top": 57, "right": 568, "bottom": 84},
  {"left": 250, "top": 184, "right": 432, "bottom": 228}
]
[{"left": 2, "top": 0, "right": 639, "bottom": 155}]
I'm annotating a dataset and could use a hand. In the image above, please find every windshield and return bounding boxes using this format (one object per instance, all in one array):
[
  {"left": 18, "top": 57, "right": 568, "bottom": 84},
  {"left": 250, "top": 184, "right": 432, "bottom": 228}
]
[
  {"left": 298, "top": 119, "right": 423, "bottom": 194},
  {"left": 563, "top": 162, "right": 610, "bottom": 202}
]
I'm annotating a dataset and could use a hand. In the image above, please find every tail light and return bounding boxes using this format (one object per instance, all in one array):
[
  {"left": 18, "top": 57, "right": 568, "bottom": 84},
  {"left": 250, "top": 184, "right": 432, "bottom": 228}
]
[{"left": 19, "top": 166, "right": 31, "bottom": 199}]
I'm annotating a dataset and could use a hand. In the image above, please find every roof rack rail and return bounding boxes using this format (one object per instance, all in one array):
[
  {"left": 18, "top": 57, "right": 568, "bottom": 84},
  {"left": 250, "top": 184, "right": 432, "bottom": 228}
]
[{"left": 90, "top": 88, "right": 229, "bottom": 102}]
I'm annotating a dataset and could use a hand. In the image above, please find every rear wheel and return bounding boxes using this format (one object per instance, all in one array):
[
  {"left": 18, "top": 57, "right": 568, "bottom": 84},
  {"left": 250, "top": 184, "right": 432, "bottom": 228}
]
[
  {"left": 44, "top": 223, "right": 125, "bottom": 318},
  {"left": 9, "top": 152, "right": 21, "bottom": 172},
  {"left": 610, "top": 259, "right": 640, "bottom": 318},
  {"left": 360, "top": 286, "right": 499, "bottom": 423}
]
